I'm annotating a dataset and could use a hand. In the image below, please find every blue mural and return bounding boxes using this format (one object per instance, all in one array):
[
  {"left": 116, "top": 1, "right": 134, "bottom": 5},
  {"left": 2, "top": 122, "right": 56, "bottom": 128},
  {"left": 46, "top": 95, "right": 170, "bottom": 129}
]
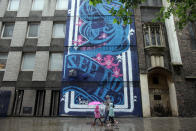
[{"left": 59, "top": 0, "right": 142, "bottom": 116}]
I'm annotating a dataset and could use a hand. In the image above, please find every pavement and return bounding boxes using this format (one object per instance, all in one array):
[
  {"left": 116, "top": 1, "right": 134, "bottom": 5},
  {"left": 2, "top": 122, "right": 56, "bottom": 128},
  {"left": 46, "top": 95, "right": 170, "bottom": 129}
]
[{"left": 0, "top": 117, "right": 196, "bottom": 131}]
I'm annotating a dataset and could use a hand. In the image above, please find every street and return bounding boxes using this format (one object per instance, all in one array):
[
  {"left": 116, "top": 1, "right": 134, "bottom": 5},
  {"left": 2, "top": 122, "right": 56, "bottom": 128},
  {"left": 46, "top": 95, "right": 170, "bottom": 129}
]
[{"left": 0, "top": 117, "right": 196, "bottom": 131}]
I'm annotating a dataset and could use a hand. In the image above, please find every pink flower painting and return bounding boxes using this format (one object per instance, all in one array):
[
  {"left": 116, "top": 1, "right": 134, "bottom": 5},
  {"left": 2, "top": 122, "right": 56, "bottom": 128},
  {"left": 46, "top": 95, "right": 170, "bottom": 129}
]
[
  {"left": 73, "top": 35, "right": 86, "bottom": 46},
  {"left": 76, "top": 19, "right": 83, "bottom": 27},
  {"left": 112, "top": 67, "right": 123, "bottom": 78},
  {"left": 101, "top": 55, "right": 119, "bottom": 69},
  {"left": 93, "top": 53, "right": 103, "bottom": 63}
]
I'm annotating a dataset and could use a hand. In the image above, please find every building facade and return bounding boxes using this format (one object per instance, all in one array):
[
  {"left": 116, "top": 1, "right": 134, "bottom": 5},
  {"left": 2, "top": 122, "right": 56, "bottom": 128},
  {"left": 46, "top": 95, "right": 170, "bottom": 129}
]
[{"left": 0, "top": 0, "right": 195, "bottom": 117}]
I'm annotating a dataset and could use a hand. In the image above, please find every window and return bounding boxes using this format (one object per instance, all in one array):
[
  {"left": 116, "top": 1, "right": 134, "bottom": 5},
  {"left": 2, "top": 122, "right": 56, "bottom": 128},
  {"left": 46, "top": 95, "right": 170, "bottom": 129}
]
[
  {"left": 49, "top": 53, "right": 63, "bottom": 71},
  {"left": 152, "top": 76, "right": 159, "bottom": 84},
  {"left": 34, "top": 90, "right": 45, "bottom": 116},
  {"left": 27, "top": 23, "right": 39, "bottom": 38},
  {"left": 188, "top": 22, "right": 196, "bottom": 50},
  {"left": 142, "top": 0, "right": 162, "bottom": 6},
  {"left": 50, "top": 90, "right": 60, "bottom": 116},
  {"left": 143, "top": 23, "right": 164, "bottom": 47},
  {"left": 56, "top": 0, "right": 68, "bottom": 10},
  {"left": 32, "top": 0, "right": 44, "bottom": 10},
  {"left": 21, "top": 53, "right": 35, "bottom": 71},
  {"left": 0, "top": 54, "right": 8, "bottom": 70},
  {"left": 12, "top": 90, "right": 24, "bottom": 116},
  {"left": 52, "top": 23, "right": 65, "bottom": 38},
  {"left": 7, "top": 0, "right": 20, "bottom": 11},
  {"left": 1, "top": 23, "right": 14, "bottom": 38},
  {"left": 154, "top": 95, "right": 161, "bottom": 100}
]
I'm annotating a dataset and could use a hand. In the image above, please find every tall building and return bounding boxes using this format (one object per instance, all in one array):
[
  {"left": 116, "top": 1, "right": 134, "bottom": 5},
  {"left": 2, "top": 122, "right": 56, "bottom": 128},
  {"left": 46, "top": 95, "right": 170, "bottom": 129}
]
[{"left": 0, "top": 0, "right": 195, "bottom": 117}]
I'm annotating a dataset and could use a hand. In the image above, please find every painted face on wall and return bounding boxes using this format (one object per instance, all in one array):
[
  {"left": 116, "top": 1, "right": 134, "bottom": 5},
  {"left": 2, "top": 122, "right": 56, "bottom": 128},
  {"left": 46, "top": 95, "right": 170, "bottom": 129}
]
[
  {"left": 60, "top": 0, "right": 142, "bottom": 117},
  {"left": 70, "top": 0, "right": 130, "bottom": 56}
]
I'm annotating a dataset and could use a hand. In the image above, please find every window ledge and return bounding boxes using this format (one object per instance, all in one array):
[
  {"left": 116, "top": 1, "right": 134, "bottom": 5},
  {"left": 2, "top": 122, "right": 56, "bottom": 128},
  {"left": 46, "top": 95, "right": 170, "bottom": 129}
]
[
  {"left": 21, "top": 70, "right": 34, "bottom": 71},
  {"left": 0, "top": 37, "right": 12, "bottom": 40},
  {"left": 185, "top": 76, "right": 196, "bottom": 79},
  {"left": 26, "top": 37, "right": 38, "bottom": 39},
  {"left": 55, "top": 9, "right": 67, "bottom": 11},
  {"left": 52, "top": 37, "right": 65, "bottom": 39},
  {"left": 6, "top": 10, "right": 17, "bottom": 12},
  {"left": 144, "top": 46, "right": 166, "bottom": 55},
  {"left": 31, "top": 10, "right": 43, "bottom": 12},
  {"left": 144, "top": 45, "right": 165, "bottom": 49},
  {"left": 48, "top": 70, "right": 62, "bottom": 72}
]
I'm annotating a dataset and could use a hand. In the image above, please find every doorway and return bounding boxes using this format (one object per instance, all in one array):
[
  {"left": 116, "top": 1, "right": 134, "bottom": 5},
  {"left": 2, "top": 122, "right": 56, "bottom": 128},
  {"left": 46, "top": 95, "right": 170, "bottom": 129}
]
[{"left": 148, "top": 73, "right": 171, "bottom": 116}]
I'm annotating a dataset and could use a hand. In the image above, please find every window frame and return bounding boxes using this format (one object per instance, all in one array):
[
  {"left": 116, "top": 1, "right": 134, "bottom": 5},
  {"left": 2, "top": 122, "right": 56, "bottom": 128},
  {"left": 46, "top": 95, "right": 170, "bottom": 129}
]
[
  {"left": 31, "top": 0, "right": 44, "bottom": 11},
  {"left": 52, "top": 22, "right": 66, "bottom": 38},
  {"left": 0, "top": 53, "right": 8, "bottom": 71},
  {"left": 7, "top": 0, "right": 20, "bottom": 11},
  {"left": 142, "top": 23, "right": 165, "bottom": 48},
  {"left": 48, "top": 53, "right": 63, "bottom": 71},
  {"left": 21, "top": 53, "right": 35, "bottom": 71},
  {"left": 26, "top": 22, "right": 40, "bottom": 38},
  {"left": 1, "top": 23, "right": 15, "bottom": 39}
]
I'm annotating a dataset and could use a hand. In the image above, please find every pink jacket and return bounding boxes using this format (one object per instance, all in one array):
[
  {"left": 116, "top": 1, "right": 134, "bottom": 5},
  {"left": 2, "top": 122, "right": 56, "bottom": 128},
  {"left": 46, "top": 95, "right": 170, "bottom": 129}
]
[{"left": 94, "top": 105, "right": 100, "bottom": 118}]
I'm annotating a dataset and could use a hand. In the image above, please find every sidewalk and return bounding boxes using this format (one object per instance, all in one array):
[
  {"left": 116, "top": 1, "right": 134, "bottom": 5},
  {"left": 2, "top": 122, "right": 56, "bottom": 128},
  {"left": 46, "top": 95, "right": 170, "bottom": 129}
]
[{"left": 0, "top": 117, "right": 196, "bottom": 131}]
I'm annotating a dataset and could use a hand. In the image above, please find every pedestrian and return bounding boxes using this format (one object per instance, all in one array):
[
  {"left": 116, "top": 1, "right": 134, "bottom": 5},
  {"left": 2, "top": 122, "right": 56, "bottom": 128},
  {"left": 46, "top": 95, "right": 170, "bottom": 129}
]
[
  {"left": 103, "top": 95, "right": 111, "bottom": 124},
  {"left": 108, "top": 103, "right": 115, "bottom": 125},
  {"left": 93, "top": 105, "right": 103, "bottom": 126}
]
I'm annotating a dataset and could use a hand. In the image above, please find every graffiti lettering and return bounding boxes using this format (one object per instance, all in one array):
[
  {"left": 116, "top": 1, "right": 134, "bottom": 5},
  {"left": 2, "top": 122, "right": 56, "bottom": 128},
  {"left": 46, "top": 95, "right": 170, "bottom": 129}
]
[
  {"left": 67, "top": 55, "right": 77, "bottom": 68},
  {"left": 67, "top": 54, "right": 99, "bottom": 78}
]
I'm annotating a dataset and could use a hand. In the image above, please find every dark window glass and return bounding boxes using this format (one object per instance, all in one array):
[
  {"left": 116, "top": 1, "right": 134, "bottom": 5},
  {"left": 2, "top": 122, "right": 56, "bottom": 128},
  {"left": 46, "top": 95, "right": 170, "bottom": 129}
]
[
  {"left": 189, "top": 22, "right": 196, "bottom": 50},
  {"left": 152, "top": 76, "right": 159, "bottom": 84},
  {"left": 2, "top": 23, "right": 14, "bottom": 37},
  {"left": 28, "top": 23, "right": 39, "bottom": 38},
  {"left": 156, "top": 27, "right": 161, "bottom": 46},
  {"left": 12, "top": 90, "right": 24, "bottom": 116},
  {"left": 151, "top": 28, "right": 156, "bottom": 45},
  {"left": 34, "top": 90, "right": 45, "bottom": 116},
  {"left": 0, "top": 54, "right": 8, "bottom": 70},
  {"left": 154, "top": 95, "right": 161, "bottom": 100},
  {"left": 144, "top": 31, "right": 150, "bottom": 46},
  {"left": 50, "top": 90, "right": 60, "bottom": 116}
]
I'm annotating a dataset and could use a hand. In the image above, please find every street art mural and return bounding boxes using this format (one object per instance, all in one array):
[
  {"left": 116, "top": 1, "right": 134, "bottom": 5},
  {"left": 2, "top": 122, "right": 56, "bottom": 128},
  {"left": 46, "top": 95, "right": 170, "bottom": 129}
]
[{"left": 59, "top": 0, "right": 142, "bottom": 116}]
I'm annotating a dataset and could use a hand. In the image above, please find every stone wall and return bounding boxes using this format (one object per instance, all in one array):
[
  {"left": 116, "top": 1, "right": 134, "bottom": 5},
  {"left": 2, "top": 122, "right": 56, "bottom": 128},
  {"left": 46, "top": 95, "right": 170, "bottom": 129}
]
[{"left": 174, "top": 24, "right": 196, "bottom": 116}]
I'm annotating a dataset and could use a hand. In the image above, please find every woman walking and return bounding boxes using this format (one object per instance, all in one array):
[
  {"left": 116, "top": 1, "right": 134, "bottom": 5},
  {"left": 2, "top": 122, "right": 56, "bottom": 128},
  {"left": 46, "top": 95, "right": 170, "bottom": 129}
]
[{"left": 93, "top": 105, "right": 103, "bottom": 126}]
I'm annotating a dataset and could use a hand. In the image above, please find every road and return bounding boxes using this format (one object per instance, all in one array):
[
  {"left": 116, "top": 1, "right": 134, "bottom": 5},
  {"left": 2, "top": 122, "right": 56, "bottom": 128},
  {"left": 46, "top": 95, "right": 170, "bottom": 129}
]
[{"left": 0, "top": 117, "right": 196, "bottom": 131}]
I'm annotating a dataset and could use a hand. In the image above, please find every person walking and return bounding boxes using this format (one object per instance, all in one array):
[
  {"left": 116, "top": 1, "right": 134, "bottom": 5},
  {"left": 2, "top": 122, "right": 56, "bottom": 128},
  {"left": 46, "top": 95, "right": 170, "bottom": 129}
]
[
  {"left": 108, "top": 103, "right": 115, "bottom": 124},
  {"left": 103, "top": 95, "right": 111, "bottom": 124},
  {"left": 93, "top": 105, "right": 103, "bottom": 126}
]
